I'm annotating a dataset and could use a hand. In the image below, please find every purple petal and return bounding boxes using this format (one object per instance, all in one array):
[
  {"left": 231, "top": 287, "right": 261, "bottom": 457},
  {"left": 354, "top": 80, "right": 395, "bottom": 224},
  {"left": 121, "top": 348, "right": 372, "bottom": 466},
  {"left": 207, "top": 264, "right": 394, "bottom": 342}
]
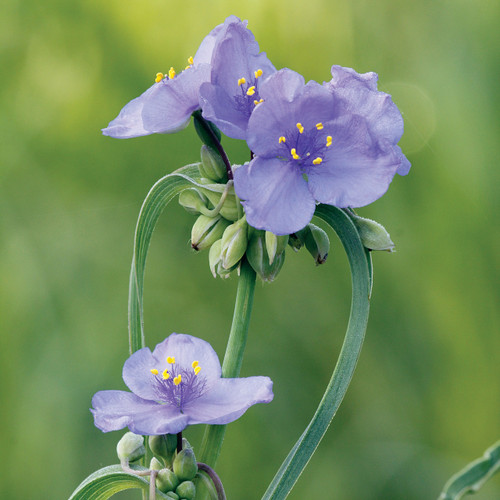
[
  {"left": 328, "top": 65, "right": 379, "bottom": 91},
  {"left": 122, "top": 346, "right": 158, "bottom": 400},
  {"left": 91, "top": 390, "right": 189, "bottom": 435},
  {"left": 233, "top": 157, "right": 316, "bottom": 235},
  {"left": 183, "top": 376, "right": 273, "bottom": 425},
  {"left": 152, "top": 333, "right": 222, "bottom": 386}
]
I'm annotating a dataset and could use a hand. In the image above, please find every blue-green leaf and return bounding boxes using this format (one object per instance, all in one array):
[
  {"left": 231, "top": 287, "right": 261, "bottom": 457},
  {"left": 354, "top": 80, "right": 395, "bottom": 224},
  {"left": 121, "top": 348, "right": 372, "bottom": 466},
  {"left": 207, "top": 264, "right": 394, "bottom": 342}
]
[{"left": 439, "top": 441, "right": 500, "bottom": 499}]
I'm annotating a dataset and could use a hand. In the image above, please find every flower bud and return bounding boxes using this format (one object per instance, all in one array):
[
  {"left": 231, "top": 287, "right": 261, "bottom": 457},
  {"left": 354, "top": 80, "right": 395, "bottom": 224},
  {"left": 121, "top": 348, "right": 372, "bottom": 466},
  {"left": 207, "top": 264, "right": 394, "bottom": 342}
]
[
  {"left": 193, "top": 110, "right": 222, "bottom": 150},
  {"left": 173, "top": 448, "right": 198, "bottom": 481},
  {"left": 303, "top": 223, "right": 330, "bottom": 265},
  {"left": 220, "top": 217, "right": 248, "bottom": 270},
  {"left": 265, "top": 231, "right": 289, "bottom": 265},
  {"left": 150, "top": 457, "right": 164, "bottom": 471},
  {"left": 288, "top": 227, "right": 308, "bottom": 251},
  {"left": 201, "top": 185, "right": 239, "bottom": 221},
  {"left": 116, "top": 432, "right": 145, "bottom": 463},
  {"left": 165, "top": 492, "right": 180, "bottom": 500},
  {"left": 191, "top": 215, "right": 231, "bottom": 251},
  {"left": 247, "top": 230, "right": 285, "bottom": 282},
  {"left": 350, "top": 213, "right": 395, "bottom": 251},
  {"left": 176, "top": 480, "right": 196, "bottom": 499},
  {"left": 178, "top": 188, "right": 209, "bottom": 215},
  {"left": 149, "top": 434, "right": 178, "bottom": 465},
  {"left": 156, "top": 468, "right": 180, "bottom": 493},
  {"left": 209, "top": 239, "right": 236, "bottom": 279},
  {"left": 199, "top": 145, "right": 227, "bottom": 182}
]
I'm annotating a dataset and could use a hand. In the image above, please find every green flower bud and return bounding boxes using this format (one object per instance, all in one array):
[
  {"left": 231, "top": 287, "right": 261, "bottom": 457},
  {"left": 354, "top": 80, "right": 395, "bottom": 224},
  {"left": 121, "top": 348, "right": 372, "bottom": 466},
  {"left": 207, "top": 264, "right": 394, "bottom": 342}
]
[
  {"left": 150, "top": 457, "right": 164, "bottom": 471},
  {"left": 191, "top": 215, "right": 231, "bottom": 251},
  {"left": 116, "top": 432, "right": 145, "bottom": 463},
  {"left": 304, "top": 223, "right": 330, "bottom": 265},
  {"left": 288, "top": 227, "right": 309, "bottom": 251},
  {"left": 156, "top": 468, "right": 180, "bottom": 493},
  {"left": 350, "top": 213, "right": 395, "bottom": 251},
  {"left": 166, "top": 492, "right": 180, "bottom": 500},
  {"left": 173, "top": 448, "right": 198, "bottom": 482},
  {"left": 176, "top": 480, "right": 196, "bottom": 499},
  {"left": 193, "top": 110, "right": 222, "bottom": 150},
  {"left": 149, "top": 434, "right": 178, "bottom": 465},
  {"left": 265, "top": 231, "right": 289, "bottom": 265},
  {"left": 208, "top": 239, "right": 236, "bottom": 279},
  {"left": 247, "top": 230, "right": 285, "bottom": 282},
  {"left": 178, "top": 188, "right": 209, "bottom": 215},
  {"left": 201, "top": 185, "right": 239, "bottom": 221},
  {"left": 220, "top": 217, "right": 248, "bottom": 270},
  {"left": 199, "top": 145, "right": 228, "bottom": 182},
  {"left": 181, "top": 438, "right": 193, "bottom": 450}
]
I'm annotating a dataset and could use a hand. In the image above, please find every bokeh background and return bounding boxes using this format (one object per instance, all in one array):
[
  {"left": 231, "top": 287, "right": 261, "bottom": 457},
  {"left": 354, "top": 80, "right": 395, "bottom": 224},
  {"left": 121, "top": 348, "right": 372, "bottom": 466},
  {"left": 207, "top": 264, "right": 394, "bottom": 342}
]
[{"left": 1, "top": 0, "right": 499, "bottom": 498}]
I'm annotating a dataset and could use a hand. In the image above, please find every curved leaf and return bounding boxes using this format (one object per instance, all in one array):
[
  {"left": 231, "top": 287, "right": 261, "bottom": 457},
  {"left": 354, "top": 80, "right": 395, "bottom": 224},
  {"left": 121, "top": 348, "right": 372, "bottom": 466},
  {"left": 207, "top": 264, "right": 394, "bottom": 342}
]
[
  {"left": 69, "top": 464, "right": 170, "bottom": 500},
  {"left": 439, "top": 441, "right": 500, "bottom": 500},
  {"left": 262, "top": 204, "right": 372, "bottom": 499}
]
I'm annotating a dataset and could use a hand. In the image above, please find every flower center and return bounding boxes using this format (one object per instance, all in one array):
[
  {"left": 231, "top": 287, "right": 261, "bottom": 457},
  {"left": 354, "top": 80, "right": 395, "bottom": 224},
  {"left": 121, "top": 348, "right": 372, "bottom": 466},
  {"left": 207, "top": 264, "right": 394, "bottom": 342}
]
[
  {"left": 149, "top": 356, "right": 206, "bottom": 411},
  {"left": 277, "top": 122, "right": 333, "bottom": 169},
  {"left": 234, "top": 69, "right": 265, "bottom": 117}
]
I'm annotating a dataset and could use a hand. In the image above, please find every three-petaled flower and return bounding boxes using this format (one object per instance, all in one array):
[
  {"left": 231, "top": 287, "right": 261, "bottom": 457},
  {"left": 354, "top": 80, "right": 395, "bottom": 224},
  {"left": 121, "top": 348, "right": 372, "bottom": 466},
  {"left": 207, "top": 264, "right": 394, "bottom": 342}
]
[{"left": 91, "top": 333, "right": 274, "bottom": 435}]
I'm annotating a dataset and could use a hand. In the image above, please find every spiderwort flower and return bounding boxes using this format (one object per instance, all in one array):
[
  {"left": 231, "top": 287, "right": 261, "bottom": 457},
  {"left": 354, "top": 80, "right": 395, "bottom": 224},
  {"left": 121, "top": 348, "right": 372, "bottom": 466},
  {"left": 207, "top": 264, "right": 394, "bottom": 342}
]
[
  {"left": 233, "top": 67, "right": 410, "bottom": 235},
  {"left": 91, "top": 333, "right": 273, "bottom": 435},
  {"left": 102, "top": 16, "right": 249, "bottom": 138}
]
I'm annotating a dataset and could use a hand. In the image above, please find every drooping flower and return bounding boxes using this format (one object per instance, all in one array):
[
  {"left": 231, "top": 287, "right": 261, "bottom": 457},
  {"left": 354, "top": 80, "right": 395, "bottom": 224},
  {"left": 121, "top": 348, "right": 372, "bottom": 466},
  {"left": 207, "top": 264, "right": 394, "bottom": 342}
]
[
  {"left": 91, "top": 333, "right": 273, "bottom": 435},
  {"left": 233, "top": 67, "right": 410, "bottom": 236},
  {"left": 102, "top": 16, "right": 249, "bottom": 138},
  {"left": 199, "top": 20, "right": 276, "bottom": 140}
]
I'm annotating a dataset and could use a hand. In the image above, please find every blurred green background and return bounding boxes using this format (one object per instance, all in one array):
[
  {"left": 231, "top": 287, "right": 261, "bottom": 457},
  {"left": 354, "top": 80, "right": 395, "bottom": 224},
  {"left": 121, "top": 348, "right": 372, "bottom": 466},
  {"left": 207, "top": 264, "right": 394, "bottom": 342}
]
[{"left": 1, "top": 0, "right": 499, "bottom": 498}]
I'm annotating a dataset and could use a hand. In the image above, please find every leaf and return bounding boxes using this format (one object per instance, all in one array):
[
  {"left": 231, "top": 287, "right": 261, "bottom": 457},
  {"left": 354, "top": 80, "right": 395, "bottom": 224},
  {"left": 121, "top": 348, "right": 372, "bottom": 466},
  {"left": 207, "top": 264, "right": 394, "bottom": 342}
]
[
  {"left": 69, "top": 464, "right": 170, "bottom": 499},
  {"left": 439, "top": 441, "right": 500, "bottom": 499},
  {"left": 261, "top": 205, "right": 372, "bottom": 499}
]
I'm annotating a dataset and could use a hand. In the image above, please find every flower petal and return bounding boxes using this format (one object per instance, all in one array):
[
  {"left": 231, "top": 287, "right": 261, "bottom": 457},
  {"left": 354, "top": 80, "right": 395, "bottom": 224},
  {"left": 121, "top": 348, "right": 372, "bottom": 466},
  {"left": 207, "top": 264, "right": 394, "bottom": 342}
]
[
  {"left": 122, "top": 346, "right": 158, "bottom": 400},
  {"left": 183, "top": 376, "right": 273, "bottom": 425},
  {"left": 234, "top": 157, "right": 316, "bottom": 235},
  {"left": 91, "top": 390, "right": 189, "bottom": 435}
]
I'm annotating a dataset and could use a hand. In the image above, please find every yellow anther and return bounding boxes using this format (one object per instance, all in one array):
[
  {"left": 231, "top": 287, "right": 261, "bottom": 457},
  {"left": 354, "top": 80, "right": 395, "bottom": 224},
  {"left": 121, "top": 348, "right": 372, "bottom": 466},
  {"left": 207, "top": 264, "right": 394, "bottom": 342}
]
[
  {"left": 316, "top": 123, "right": 324, "bottom": 130},
  {"left": 296, "top": 123, "right": 304, "bottom": 134},
  {"left": 326, "top": 136, "right": 333, "bottom": 147},
  {"left": 155, "top": 73, "right": 164, "bottom": 83},
  {"left": 291, "top": 148, "right": 300, "bottom": 160},
  {"left": 194, "top": 366, "right": 201, "bottom": 375},
  {"left": 254, "top": 98, "right": 264, "bottom": 105},
  {"left": 312, "top": 157, "right": 323, "bottom": 165},
  {"left": 168, "top": 67, "right": 176, "bottom": 79},
  {"left": 246, "top": 86, "right": 256, "bottom": 96},
  {"left": 279, "top": 136, "right": 286, "bottom": 144},
  {"left": 238, "top": 77, "right": 246, "bottom": 86},
  {"left": 167, "top": 356, "right": 175, "bottom": 364},
  {"left": 188, "top": 56, "right": 194, "bottom": 65},
  {"left": 162, "top": 369, "right": 170, "bottom": 380},
  {"left": 254, "top": 69, "right": 263, "bottom": 78},
  {"left": 174, "top": 375, "right": 182, "bottom": 386},
  {"left": 150, "top": 368, "right": 159, "bottom": 375},
  {"left": 185, "top": 65, "right": 191, "bottom": 70},
  {"left": 192, "top": 361, "right": 199, "bottom": 368}
]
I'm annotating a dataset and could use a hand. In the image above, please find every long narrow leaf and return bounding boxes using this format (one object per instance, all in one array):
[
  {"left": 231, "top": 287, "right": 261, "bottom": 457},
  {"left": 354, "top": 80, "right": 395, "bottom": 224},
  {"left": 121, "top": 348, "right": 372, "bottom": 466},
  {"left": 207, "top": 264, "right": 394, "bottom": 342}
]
[
  {"left": 439, "top": 441, "right": 500, "bottom": 499},
  {"left": 262, "top": 204, "right": 372, "bottom": 499}
]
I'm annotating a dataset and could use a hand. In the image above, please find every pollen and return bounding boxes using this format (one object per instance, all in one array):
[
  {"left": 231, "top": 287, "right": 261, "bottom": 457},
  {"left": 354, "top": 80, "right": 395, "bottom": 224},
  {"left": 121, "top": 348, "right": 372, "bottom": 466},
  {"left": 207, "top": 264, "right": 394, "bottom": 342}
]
[
  {"left": 188, "top": 56, "right": 194, "bottom": 65},
  {"left": 238, "top": 77, "right": 246, "bottom": 86},
  {"left": 150, "top": 368, "right": 159, "bottom": 375},
  {"left": 296, "top": 123, "right": 304, "bottom": 134},
  {"left": 254, "top": 69, "right": 263, "bottom": 78},
  {"left": 174, "top": 375, "right": 182, "bottom": 386},
  {"left": 162, "top": 369, "right": 170, "bottom": 380},
  {"left": 155, "top": 73, "right": 164, "bottom": 83},
  {"left": 254, "top": 98, "right": 264, "bottom": 105},
  {"left": 326, "top": 136, "right": 333, "bottom": 147},
  {"left": 246, "top": 86, "right": 256, "bottom": 96},
  {"left": 291, "top": 148, "right": 300, "bottom": 160},
  {"left": 167, "top": 356, "right": 175, "bottom": 364},
  {"left": 312, "top": 157, "right": 323, "bottom": 165},
  {"left": 192, "top": 361, "right": 199, "bottom": 368},
  {"left": 279, "top": 136, "right": 286, "bottom": 143},
  {"left": 194, "top": 366, "right": 201, "bottom": 375},
  {"left": 168, "top": 67, "right": 176, "bottom": 79},
  {"left": 316, "top": 123, "right": 324, "bottom": 130}
]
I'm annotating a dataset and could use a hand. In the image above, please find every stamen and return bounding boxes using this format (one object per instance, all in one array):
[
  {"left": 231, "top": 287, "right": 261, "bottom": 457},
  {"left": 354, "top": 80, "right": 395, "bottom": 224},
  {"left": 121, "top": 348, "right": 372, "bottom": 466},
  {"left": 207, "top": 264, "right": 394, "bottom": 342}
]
[
  {"left": 316, "top": 123, "right": 324, "bottom": 130},
  {"left": 192, "top": 361, "right": 199, "bottom": 368},
  {"left": 238, "top": 77, "right": 246, "bottom": 86},
  {"left": 155, "top": 73, "right": 164, "bottom": 83},
  {"left": 279, "top": 136, "right": 286, "bottom": 144},
  {"left": 312, "top": 157, "right": 323, "bottom": 165},
  {"left": 246, "top": 86, "right": 256, "bottom": 96},
  {"left": 174, "top": 375, "right": 182, "bottom": 386},
  {"left": 167, "top": 356, "right": 175, "bottom": 364},
  {"left": 254, "top": 69, "right": 263, "bottom": 78},
  {"left": 296, "top": 123, "right": 304, "bottom": 134},
  {"left": 168, "top": 67, "right": 176, "bottom": 79},
  {"left": 162, "top": 369, "right": 170, "bottom": 380},
  {"left": 254, "top": 98, "right": 264, "bottom": 105},
  {"left": 326, "top": 136, "right": 333, "bottom": 147},
  {"left": 150, "top": 368, "right": 159, "bottom": 375},
  {"left": 194, "top": 366, "right": 201, "bottom": 375},
  {"left": 291, "top": 148, "right": 300, "bottom": 160},
  {"left": 188, "top": 56, "right": 194, "bottom": 65}
]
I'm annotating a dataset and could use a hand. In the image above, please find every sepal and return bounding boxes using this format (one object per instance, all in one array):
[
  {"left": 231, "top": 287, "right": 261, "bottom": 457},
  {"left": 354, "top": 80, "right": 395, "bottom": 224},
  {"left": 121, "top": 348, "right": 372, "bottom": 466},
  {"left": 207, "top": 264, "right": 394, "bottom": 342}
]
[
  {"left": 191, "top": 214, "right": 231, "bottom": 251},
  {"left": 116, "top": 432, "right": 145, "bottom": 463},
  {"left": 348, "top": 211, "right": 395, "bottom": 251},
  {"left": 199, "top": 145, "right": 227, "bottom": 182}
]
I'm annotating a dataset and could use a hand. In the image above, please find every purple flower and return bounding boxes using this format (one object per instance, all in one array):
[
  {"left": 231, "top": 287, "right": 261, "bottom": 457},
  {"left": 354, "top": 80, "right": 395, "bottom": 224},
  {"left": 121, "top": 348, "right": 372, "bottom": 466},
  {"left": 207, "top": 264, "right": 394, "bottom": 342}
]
[
  {"left": 102, "top": 16, "right": 248, "bottom": 139},
  {"left": 91, "top": 333, "right": 273, "bottom": 435},
  {"left": 199, "top": 20, "right": 276, "bottom": 140},
  {"left": 233, "top": 67, "right": 410, "bottom": 236}
]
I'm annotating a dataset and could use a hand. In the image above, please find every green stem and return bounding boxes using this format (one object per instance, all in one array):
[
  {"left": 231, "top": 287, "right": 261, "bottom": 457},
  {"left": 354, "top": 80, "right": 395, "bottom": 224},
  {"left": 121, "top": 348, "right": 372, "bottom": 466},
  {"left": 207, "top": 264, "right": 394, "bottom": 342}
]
[{"left": 198, "top": 259, "right": 257, "bottom": 466}]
